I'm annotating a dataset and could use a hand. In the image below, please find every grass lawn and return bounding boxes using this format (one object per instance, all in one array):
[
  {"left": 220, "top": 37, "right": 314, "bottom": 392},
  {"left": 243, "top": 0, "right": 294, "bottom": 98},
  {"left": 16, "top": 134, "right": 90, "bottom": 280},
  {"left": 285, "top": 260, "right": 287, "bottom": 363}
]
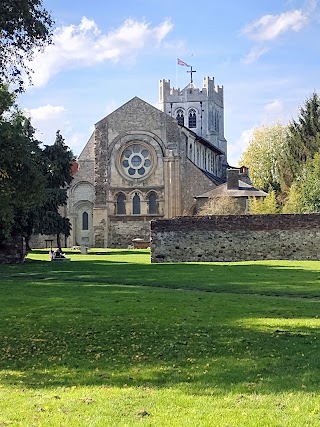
[{"left": 0, "top": 249, "right": 320, "bottom": 426}]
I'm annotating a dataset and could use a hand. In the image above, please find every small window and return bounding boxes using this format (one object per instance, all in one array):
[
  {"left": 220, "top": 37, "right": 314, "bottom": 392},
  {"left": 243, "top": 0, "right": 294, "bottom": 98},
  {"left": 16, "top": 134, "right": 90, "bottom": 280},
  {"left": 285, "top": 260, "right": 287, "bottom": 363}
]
[
  {"left": 148, "top": 192, "right": 157, "bottom": 215},
  {"left": 188, "top": 109, "right": 197, "bottom": 128},
  {"left": 133, "top": 193, "right": 141, "bottom": 215},
  {"left": 116, "top": 193, "right": 126, "bottom": 215},
  {"left": 176, "top": 109, "right": 184, "bottom": 126},
  {"left": 82, "top": 212, "right": 89, "bottom": 230}
]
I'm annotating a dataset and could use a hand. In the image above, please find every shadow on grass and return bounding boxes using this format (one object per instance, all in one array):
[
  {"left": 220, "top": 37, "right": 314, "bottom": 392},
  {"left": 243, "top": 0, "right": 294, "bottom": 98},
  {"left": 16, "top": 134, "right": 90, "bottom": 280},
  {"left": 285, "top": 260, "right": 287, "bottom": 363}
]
[
  {"left": 0, "top": 258, "right": 320, "bottom": 395},
  {"left": 28, "top": 249, "right": 149, "bottom": 256},
  {"left": 6, "top": 257, "right": 320, "bottom": 298}
]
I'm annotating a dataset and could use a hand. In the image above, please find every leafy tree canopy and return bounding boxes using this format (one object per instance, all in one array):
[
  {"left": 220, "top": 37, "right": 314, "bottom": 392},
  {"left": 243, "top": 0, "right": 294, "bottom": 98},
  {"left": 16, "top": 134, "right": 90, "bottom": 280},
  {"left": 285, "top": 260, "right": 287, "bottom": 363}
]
[
  {"left": 239, "top": 123, "right": 287, "bottom": 192},
  {"left": 0, "top": 0, "right": 54, "bottom": 90},
  {"left": 249, "top": 190, "right": 279, "bottom": 214},
  {"left": 0, "top": 84, "right": 46, "bottom": 240},
  {"left": 293, "top": 152, "right": 320, "bottom": 213}
]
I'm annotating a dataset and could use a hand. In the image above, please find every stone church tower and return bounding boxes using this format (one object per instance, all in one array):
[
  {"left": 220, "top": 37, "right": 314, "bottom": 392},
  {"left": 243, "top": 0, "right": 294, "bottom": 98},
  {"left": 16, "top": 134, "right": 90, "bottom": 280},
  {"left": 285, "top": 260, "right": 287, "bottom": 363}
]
[
  {"left": 159, "top": 76, "right": 227, "bottom": 163},
  {"left": 32, "top": 74, "right": 228, "bottom": 249}
]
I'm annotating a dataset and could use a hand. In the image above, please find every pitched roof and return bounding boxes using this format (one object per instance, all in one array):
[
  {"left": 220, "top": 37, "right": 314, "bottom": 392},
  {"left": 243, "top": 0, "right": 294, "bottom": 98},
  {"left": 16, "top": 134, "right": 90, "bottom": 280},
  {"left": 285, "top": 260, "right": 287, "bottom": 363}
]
[{"left": 196, "top": 180, "right": 268, "bottom": 199}]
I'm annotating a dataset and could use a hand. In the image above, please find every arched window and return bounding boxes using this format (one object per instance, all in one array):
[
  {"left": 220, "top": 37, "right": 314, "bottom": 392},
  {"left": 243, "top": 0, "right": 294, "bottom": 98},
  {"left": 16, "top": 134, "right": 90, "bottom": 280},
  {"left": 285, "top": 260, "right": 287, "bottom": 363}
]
[
  {"left": 82, "top": 212, "right": 89, "bottom": 230},
  {"left": 215, "top": 111, "right": 219, "bottom": 132},
  {"left": 176, "top": 109, "right": 184, "bottom": 126},
  {"left": 148, "top": 192, "right": 157, "bottom": 215},
  {"left": 188, "top": 109, "right": 197, "bottom": 128},
  {"left": 133, "top": 193, "right": 141, "bottom": 215},
  {"left": 116, "top": 193, "right": 126, "bottom": 215}
]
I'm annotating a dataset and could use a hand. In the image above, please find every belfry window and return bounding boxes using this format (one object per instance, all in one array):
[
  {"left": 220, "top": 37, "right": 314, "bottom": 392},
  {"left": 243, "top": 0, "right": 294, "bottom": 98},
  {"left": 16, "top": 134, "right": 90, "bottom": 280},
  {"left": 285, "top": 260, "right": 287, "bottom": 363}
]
[
  {"left": 188, "top": 109, "right": 197, "bottom": 128},
  {"left": 116, "top": 193, "right": 126, "bottom": 215},
  {"left": 133, "top": 193, "right": 141, "bottom": 215},
  {"left": 148, "top": 192, "right": 157, "bottom": 215},
  {"left": 176, "top": 109, "right": 184, "bottom": 126},
  {"left": 82, "top": 212, "right": 88, "bottom": 230},
  {"left": 215, "top": 111, "right": 219, "bottom": 132}
]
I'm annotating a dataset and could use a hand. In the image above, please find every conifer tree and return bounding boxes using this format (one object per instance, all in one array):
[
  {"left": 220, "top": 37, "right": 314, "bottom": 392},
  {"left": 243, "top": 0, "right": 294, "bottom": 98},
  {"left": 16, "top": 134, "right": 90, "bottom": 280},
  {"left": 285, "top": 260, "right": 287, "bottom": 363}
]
[
  {"left": 33, "top": 130, "right": 74, "bottom": 248},
  {"left": 280, "top": 93, "right": 320, "bottom": 188}
]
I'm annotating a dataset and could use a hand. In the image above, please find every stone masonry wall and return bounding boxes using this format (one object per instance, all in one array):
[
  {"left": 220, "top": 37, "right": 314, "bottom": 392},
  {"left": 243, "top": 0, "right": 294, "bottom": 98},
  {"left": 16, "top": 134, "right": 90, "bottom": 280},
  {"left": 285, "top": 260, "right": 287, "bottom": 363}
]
[
  {"left": 151, "top": 214, "right": 320, "bottom": 262},
  {"left": 109, "top": 216, "right": 151, "bottom": 248}
]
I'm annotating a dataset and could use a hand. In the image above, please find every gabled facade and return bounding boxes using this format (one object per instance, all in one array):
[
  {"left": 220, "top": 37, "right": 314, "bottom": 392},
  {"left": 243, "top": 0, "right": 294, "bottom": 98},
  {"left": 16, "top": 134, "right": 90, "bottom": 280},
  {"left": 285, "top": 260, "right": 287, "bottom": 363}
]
[
  {"left": 31, "top": 75, "right": 229, "bottom": 249},
  {"left": 68, "top": 94, "right": 226, "bottom": 247}
]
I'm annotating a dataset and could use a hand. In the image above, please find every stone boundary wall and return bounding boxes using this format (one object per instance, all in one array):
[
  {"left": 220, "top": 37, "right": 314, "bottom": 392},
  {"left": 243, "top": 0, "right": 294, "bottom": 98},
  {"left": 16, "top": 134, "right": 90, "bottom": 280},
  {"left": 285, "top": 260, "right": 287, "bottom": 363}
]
[
  {"left": 150, "top": 214, "right": 320, "bottom": 262},
  {"left": 0, "top": 236, "right": 26, "bottom": 264}
]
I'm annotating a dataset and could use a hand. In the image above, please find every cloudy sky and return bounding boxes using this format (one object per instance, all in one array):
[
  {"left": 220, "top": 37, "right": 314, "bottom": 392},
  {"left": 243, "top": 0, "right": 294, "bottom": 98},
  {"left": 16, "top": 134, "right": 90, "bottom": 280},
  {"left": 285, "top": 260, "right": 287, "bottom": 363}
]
[{"left": 20, "top": 0, "right": 320, "bottom": 166}]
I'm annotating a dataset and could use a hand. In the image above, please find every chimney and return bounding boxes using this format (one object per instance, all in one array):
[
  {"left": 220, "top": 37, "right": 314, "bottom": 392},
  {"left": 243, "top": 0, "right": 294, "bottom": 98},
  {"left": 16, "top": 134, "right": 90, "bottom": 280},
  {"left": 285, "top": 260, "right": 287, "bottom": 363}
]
[
  {"left": 227, "top": 169, "right": 239, "bottom": 190},
  {"left": 239, "top": 165, "right": 251, "bottom": 185}
]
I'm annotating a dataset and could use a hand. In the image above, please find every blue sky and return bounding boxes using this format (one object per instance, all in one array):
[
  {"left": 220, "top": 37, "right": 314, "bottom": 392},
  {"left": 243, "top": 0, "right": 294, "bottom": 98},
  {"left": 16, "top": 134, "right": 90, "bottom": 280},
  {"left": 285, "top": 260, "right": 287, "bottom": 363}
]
[{"left": 19, "top": 0, "right": 320, "bottom": 166}]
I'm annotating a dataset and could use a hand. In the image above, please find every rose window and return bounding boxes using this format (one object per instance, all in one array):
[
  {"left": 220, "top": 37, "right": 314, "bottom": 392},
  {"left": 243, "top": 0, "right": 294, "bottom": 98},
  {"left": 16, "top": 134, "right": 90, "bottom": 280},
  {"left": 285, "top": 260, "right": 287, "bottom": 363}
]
[{"left": 121, "top": 144, "right": 152, "bottom": 178}]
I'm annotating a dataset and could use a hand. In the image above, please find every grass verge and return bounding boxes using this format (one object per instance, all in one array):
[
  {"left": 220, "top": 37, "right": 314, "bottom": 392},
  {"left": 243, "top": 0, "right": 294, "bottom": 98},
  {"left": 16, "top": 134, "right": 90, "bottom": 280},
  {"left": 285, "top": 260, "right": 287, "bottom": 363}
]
[{"left": 0, "top": 249, "right": 319, "bottom": 426}]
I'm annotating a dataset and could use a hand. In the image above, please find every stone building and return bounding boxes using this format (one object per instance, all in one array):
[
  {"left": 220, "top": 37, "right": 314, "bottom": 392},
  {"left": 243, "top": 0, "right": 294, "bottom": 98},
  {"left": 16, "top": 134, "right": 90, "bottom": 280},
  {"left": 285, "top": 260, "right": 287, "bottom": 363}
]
[
  {"left": 63, "top": 76, "right": 228, "bottom": 248},
  {"left": 195, "top": 167, "right": 268, "bottom": 213}
]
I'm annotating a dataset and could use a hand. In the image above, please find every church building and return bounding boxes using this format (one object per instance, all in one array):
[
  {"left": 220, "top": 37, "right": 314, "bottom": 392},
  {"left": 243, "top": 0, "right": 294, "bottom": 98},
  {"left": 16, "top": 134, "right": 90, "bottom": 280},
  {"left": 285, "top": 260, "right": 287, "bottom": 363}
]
[{"left": 66, "top": 74, "right": 228, "bottom": 248}]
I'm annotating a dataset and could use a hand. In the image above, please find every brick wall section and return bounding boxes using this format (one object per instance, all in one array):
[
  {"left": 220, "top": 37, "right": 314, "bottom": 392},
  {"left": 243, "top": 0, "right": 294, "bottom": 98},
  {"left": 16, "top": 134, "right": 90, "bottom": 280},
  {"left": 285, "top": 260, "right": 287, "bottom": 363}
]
[
  {"left": 150, "top": 214, "right": 320, "bottom": 262},
  {"left": 0, "top": 237, "right": 26, "bottom": 263}
]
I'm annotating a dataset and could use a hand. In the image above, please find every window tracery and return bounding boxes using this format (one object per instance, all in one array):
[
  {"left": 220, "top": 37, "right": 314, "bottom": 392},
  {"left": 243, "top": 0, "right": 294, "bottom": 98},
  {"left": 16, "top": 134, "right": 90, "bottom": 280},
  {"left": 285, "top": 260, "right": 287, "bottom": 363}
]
[{"left": 188, "top": 109, "right": 197, "bottom": 128}]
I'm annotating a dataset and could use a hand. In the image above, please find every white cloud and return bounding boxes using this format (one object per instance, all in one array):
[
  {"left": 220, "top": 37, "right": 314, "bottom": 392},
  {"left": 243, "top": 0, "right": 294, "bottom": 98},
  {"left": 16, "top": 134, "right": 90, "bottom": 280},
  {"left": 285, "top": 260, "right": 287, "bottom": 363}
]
[
  {"left": 25, "top": 104, "right": 67, "bottom": 144},
  {"left": 264, "top": 99, "right": 284, "bottom": 115},
  {"left": 228, "top": 127, "right": 255, "bottom": 166},
  {"left": 242, "top": 10, "right": 308, "bottom": 41},
  {"left": 26, "top": 104, "right": 65, "bottom": 121},
  {"left": 241, "top": 4, "right": 316, "bottom": 63},
  {"left": 25, "top": 104, "right": 91, "bottom": 155},
  {"left": 29, "top": 17, "right": 173, "bottom": 87},
  {"left": 243, "top": 46, "right": 269, "bottom": 64}
]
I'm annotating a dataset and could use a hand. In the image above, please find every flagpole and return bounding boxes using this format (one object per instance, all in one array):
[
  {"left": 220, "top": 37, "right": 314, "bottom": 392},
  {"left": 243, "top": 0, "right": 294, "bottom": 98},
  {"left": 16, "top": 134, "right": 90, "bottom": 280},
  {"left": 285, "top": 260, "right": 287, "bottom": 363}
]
[{"left": 175, "top": 58, "right": 178, "bottom": 88}]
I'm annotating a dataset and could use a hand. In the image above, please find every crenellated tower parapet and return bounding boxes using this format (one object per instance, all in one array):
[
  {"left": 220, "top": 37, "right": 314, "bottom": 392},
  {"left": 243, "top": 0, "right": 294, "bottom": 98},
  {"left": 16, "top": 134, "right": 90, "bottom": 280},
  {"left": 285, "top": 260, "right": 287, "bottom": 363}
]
[{"left": 159, "top": 76, "right": 227, "bottom": 160}]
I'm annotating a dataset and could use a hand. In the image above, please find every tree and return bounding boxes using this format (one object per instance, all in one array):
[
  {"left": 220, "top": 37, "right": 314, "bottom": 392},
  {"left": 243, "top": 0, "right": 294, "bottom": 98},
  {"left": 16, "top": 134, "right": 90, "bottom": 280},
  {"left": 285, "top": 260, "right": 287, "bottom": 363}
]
[
  {"left": 249, "top": 190, "right": 278, "bottom": 214},
  {"left": 296, "top": 151, "right": 320, "bottom": 213},
  {"left": 239, "top": 123, "right": 287, "bottom": 192},
  {"left": 0, "top": 84, "right": 46, "bottom": 242},
  {"left": 282, "top": 181, "right": 304, "bottom": 214},
  {"left": 0, "top": 0, "right": 54, "bottom": 90},
  {"left": 198, "top": 196, "right": 245, "bottom": 215},
  {"left": 280, "top": 93, "right": 320, "bottom": 189},
  {"left": 33, "top": 131, "right": 74, "bottom": 248}
]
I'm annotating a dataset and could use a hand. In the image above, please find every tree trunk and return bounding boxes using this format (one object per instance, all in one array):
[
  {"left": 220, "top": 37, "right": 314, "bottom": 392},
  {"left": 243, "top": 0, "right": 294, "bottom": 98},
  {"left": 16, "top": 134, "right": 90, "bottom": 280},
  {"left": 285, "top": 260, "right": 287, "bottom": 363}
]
[{"left": 57, "top": 233, "right": 61, "bottom": 249}]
